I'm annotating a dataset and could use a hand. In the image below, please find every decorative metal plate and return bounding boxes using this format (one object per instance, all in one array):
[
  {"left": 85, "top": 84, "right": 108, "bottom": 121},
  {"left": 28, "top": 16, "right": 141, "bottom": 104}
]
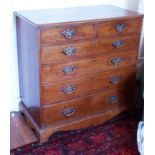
[
  {"left": 63, "top": 47, "right": 76, "bottom": 56},
  {"left": 112, "top": 40, "right": 124, "bottom": 48},
  {"left": 62, "top": 85, "right": 75, "bottom": 94},
  {"left": 62, "top": 29, "right": 76, "bottom": 39},
  {"left": 63, "top": 107, "right": 76, "bottom": 117},
  {"left": 109, "top": 96, "right": 119, "bottom": 103},
  {"left": 115, "top": 23, "right": 126, "bottom": 32},
  {"left": 63, "top": 65, "right": 75, "bottom": 74},
  {"left": 111, "top": 57, "right": 121, "bottom": 65},
  {"left": 110, "top": 76, "right": 121, "bottom": 84}
]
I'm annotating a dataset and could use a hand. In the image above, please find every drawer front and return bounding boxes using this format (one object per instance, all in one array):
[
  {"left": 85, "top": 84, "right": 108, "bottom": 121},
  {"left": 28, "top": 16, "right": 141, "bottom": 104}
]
[
  {"left": 42, "top": 50, "right": 137, "bottom": 83},
  {"left": 41, "top": 35, "right": 139, "bottom": 65},
  {"left": 41, "top": 24, "right": 95, "bottom": 45},
  {"left": 97, "top": 17, "right": 142, "bottom": 38},
  {"left": 41, "top": 66, "right": 136, "bottom": 105},
  {"left": 42, "top": 87, "right": 132, "bottom": 126}
]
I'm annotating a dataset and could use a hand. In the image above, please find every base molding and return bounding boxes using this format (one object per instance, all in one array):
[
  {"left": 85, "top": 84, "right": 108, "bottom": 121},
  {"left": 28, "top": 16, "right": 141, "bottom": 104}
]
[{"left": 19, "top": 102, "right": 129, "bottom": 143}]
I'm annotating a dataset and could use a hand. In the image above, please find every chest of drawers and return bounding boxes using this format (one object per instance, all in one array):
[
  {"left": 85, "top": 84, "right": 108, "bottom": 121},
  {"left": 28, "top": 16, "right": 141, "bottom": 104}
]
[{"left": 15, "top": 5, "right": 143, "bottom": 143}]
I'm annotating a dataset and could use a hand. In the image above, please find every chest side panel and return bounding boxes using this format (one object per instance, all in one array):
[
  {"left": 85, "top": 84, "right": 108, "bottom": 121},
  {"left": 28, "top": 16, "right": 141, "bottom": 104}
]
[{"left": 16, "top": 16, "right": 41, "bottom": 126}]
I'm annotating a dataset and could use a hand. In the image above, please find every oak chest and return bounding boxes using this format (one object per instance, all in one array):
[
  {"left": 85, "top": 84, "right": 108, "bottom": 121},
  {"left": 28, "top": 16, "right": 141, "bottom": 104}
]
[{"left": 15, "top": 5, "right": 143, "bottom": 143}]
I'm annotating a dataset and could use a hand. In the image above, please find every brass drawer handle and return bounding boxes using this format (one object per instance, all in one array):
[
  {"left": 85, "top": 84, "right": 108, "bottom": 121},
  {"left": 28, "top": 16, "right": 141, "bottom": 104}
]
[
  {"left": 110, "top": 76, "right": 121, "bottom": 84},
  {"left": 109, "top": 96, "right": 119, "bottom": 104},
  {"left": 115, "top": 23, "right": 126, "bottom": 32},
  {"left": 63, "top": 65, "right": 75, "bottom": 75},
  {"left": 62, "top": 85, "right": 75, "bottom": 94},
  {"left": 62, "top": 29, "right": 76, "bottom": 39},
  {"left": 112, "top": 40, "right": 124, "bottom": 48},
  {"left": 63, "top": 47, "right": 77, "bottom": 56},
  {"left": 63, "top": 107, "right": 76, "bottom": 117},
  {"left": 111, "top": 57, "right": 121, "bottom": 65}
]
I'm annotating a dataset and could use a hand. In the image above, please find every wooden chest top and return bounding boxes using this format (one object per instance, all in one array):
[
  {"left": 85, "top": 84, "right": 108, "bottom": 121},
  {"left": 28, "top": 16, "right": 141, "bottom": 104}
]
[{"left": 15, "top": 5, "right": 143, "bottom": 26}]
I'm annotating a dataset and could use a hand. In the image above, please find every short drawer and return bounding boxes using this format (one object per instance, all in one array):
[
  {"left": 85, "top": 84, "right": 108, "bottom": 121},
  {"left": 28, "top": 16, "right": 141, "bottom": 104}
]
[
  {"left": 42, "top": 87, "right": 132, "bottom": 126},
  {"left": 41, "top": 24, "right": 95, "bottom": 45},
  {"left": 97, "top": 17, "right": 142, "bottom": 38},
  {"left": 41, "top": 66, "right": 136, "bottom": 105},
  {"left": 42, "top": 50, "right": 137, "bottom": 83},
  {"left": 41, "top": 35, "right": 139, "bottom": 65}
]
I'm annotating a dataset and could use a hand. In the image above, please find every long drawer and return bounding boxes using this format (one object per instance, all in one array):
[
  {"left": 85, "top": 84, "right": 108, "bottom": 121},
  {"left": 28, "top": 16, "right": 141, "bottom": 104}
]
[
  {"left": 42, "top": 50, "right": 137, "bottom": 83},
  {"left": 42, "top": 86, "right": 132, "bottom": 126},
  {"left": 41, "top": 35, "right": 139, "bottom": 65},
  {"left": 41, "top": 66, "right": 136, "bottom": 105}
]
